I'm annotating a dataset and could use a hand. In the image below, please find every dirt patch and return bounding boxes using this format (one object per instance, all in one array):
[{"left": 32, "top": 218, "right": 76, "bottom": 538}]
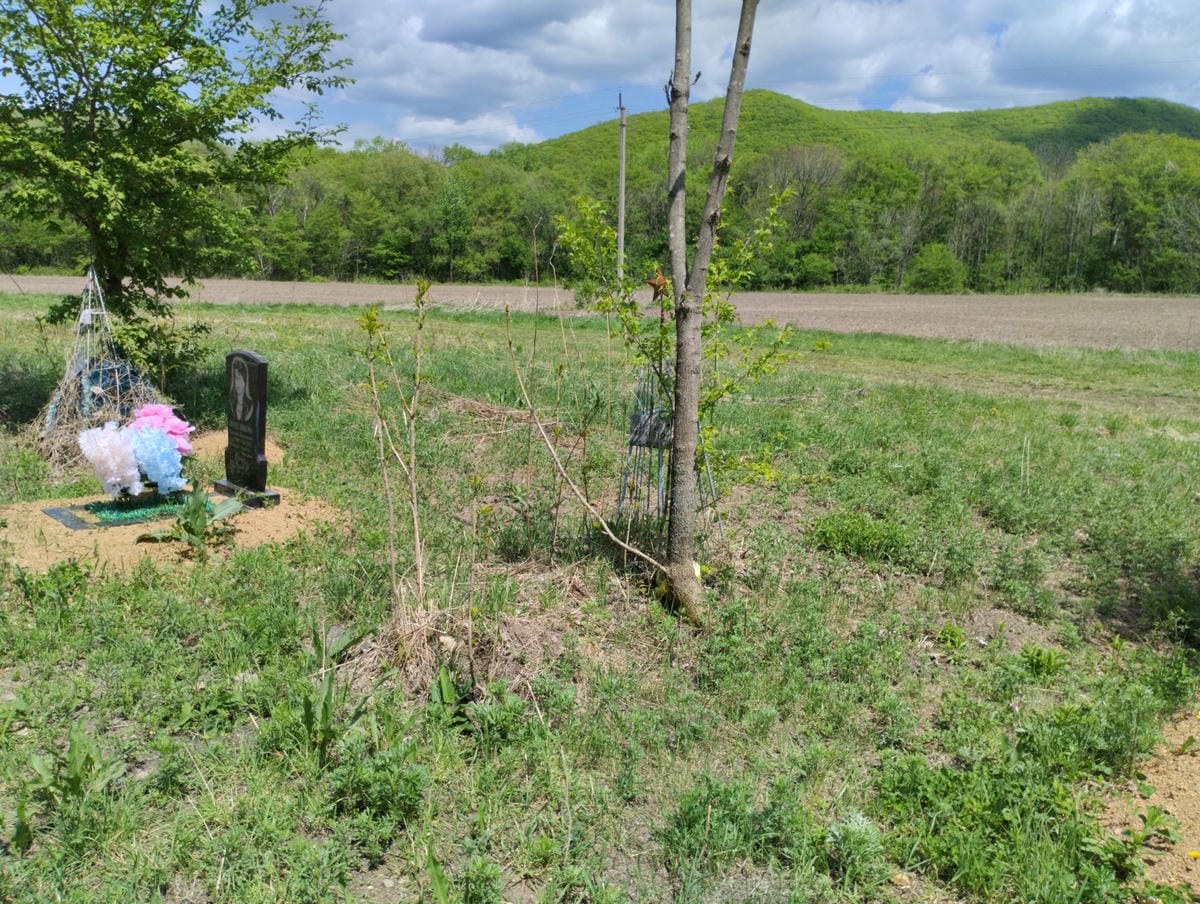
[
  {"left": 730, "top": 291, "right": 1200, "bottom": 352},
  {"left": 1103, "top": 699, "right": 1200, "bottom": 891},
  {"left": 0, "top": 273, "right": 575, "bottom": 317},
  {"left": 343, "top": 863, "right": 417, "bottom": 904},
  {"left": 5, "top": 274, "right": 1199, "bottom": 351},
  {"left": 1, "top": 431, "right": 342, "bottom": 573},
  {"left": 959, "top": 604, "right": 1060, "bottom": 652}
]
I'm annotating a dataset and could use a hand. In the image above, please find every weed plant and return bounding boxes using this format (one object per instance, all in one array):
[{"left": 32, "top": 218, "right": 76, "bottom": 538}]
[{"left": 0, "top": 292, "right": 1198, "bottom": 901}]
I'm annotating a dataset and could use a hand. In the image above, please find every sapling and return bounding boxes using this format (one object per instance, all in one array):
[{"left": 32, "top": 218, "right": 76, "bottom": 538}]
[
  {"left": 137, "top": 482, "right": 244, "bottom": 561},
  {"left": 549, "top": 191, "right": 795, "bottom": 622},
  {"left": 358, "top": 280, "right": 429, "bottom": 607}
]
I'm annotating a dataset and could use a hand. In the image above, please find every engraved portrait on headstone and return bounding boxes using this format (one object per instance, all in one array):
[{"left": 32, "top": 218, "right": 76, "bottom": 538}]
[
  {"left": 214, "top": 350, "right": 280, "bottom": 506},
  {"left": 230, "top": 354, "right": 255, "bottom": 423}
]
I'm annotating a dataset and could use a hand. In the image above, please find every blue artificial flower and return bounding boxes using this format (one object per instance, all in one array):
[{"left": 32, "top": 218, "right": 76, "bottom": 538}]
[{"left": 128, "top": 426, "right": 187, "bottom": 493}]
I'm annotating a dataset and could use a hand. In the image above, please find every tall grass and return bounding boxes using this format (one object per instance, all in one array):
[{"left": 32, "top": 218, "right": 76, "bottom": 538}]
[{"left": 0, "top": 293, "right": 1197, "bottom": 902}]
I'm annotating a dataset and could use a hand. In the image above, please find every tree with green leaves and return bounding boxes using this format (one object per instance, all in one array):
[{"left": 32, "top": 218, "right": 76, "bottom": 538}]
[
  {"left": 432, "top": 169, "right": 478, "bottom": 283},
  {"left": 0, "top": 0, "right": 349, "bottom": 317},
  {"left": 903, "top": 242, "right": 966, "bottom": 293}
]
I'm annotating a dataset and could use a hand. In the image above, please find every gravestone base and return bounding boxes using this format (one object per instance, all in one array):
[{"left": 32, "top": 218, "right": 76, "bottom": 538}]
[
  {"left": 212, "top": 479, "right": 281, "bottom": 509},
  {"left": 43, "top": 489, "right": 191, "bottom": 531}
]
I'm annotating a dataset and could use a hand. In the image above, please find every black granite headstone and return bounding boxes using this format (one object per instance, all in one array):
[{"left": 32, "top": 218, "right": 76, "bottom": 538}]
[{"left": 213, "top": 350, "right": 280, "bottom": 507}]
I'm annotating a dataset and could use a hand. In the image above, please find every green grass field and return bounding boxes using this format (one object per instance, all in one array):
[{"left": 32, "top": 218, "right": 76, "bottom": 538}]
[{"left": 1, "top": 293, "right": 1199, "bottom": 902}]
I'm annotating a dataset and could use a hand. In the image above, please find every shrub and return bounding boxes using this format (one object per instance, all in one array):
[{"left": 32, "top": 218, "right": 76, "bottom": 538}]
[
  {"left": 329, "top": 735, "right": 428, "bottom": 864},
  {"left": 796, "top": 252, "right": 836, "bottom": 288},
  {"left": 806, "top": 511, "right": 913, "bottom": 565},
  {"left": 904, "top": 243, "right": 967, "bottom": 293}
]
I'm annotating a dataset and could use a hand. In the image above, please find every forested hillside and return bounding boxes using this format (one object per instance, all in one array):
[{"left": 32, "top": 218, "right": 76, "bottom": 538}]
[{"left": 4, "top": 91, "right": 1200, "bottom": 294}]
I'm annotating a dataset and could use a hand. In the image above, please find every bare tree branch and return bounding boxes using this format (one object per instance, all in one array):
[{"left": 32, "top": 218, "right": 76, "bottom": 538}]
[{"left": 504, "top": 309, "right": 667, "bottom": 577}]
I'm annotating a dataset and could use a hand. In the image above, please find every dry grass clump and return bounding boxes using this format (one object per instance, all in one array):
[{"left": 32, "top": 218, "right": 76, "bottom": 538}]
[
  {"left": 34, "top": 359, "right": 159, "bottom": 471},
  {"left": 345, "top": 560, "right": 616, "bottom": 702},
  {"left": 32, "top": 269, "right": 161, "bottom": 471}
]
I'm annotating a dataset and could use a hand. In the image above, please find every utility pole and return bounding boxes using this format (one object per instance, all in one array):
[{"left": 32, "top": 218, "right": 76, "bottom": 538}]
[{"left": 617, "top": 92, "right": 627, "bottom": 281}]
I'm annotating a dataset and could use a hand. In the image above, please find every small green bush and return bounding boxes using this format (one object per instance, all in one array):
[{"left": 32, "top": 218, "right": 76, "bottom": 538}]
[
  {"left": 807, "top": 511, "right": 912, "bottom": 565},
  {"left": 658, "top": 774, "right": 830, "bottom": 879},
  {"left": 328, "top": 735, "right": 428, "bottom": 864},
  {"left": 903, "top": 243, "right": 967, "bottom": 293},
  {"left": 824, "top": 810, "right": 890, "bottom": 891},
  {"left": 796, "top": 252, "right": 836, "bottom": 288}
]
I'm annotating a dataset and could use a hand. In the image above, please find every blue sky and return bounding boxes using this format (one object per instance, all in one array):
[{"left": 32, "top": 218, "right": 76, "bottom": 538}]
[
  {"left": 300, "top": 0, "right": 1200, "bottom": 152},
  {"left": 7, "top": 0, "right": 1200, "bottom": 153}
]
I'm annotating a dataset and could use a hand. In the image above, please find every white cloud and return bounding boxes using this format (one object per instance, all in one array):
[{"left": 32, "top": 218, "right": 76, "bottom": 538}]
[
  {"left": 418, "top": 1, "right": 597, "bottom": 50},
  {"left": 6, "top": 0, "right": 1196, "bottom": 149},
  {"left": 390, "top": 111, "right": 542, "bottom": 152},
  {"left": 307, "top": 0, "right": 1200, "bottom": 149}
]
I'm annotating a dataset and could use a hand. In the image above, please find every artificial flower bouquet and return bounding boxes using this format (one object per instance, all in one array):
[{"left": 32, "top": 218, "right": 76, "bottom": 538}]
[{"left": 78, "top": 404, "right": 195, "bottom": 497}]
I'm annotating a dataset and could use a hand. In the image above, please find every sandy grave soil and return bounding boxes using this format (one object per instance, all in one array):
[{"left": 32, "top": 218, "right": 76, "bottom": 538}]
[
  {"left": 4, "top": 273, "right": 1200, "bottom": 351},
  {"left": 0, "top": 431, "right": 341, "bottom": 573}
]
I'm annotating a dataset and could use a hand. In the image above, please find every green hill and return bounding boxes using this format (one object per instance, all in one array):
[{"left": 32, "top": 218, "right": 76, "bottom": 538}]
[
  {"left": 514, "top": 90, "right": 1200, "bottom": 187},
  {"left": 490, "top": 90, "right": 1200, "bottom": 294}
]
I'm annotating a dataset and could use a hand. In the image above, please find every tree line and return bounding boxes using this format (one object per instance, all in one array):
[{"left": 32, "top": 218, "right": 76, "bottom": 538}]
[{"left": 4, "top": 91, "right": 1200, "bottom": 295}]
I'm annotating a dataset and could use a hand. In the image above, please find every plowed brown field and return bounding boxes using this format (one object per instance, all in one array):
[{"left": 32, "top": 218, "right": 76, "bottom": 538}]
[{"left": 5, "top": 273, "right": 1199, "bottom": 351}]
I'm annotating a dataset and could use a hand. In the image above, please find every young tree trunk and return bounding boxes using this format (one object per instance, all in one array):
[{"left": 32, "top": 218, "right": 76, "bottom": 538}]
[{"left": 665, "top": 0, "right": 760, "bottom": 626}]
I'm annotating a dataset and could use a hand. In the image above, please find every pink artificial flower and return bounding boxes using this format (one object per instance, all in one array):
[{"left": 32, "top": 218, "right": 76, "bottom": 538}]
[{"left": 131, "top": 403, "right": 194, "bottom": 456}]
